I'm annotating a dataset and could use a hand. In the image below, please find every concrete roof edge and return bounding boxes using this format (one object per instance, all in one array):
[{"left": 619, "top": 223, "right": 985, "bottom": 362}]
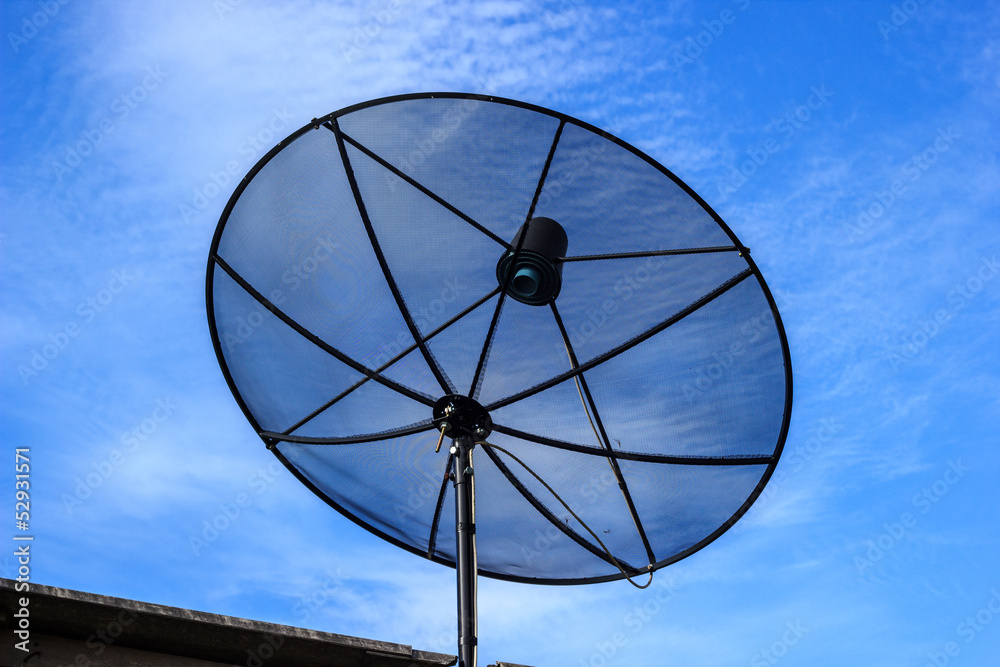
[{"left": 1, "top": 578, "right": 456, "bottom": 665}]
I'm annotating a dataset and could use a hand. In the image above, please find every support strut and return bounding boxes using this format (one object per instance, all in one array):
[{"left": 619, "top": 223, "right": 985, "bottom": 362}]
[{"left": 453, "top": 434, "right": 478, "bottom": 667}]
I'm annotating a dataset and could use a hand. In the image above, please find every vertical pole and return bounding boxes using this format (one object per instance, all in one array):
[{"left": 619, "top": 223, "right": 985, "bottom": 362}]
[{"left": 453, "top": 434, "right": 477, "bottom": 667}]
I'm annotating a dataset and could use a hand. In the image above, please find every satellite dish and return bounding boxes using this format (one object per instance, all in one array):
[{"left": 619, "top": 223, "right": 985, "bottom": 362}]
[{"left": 206, "top": 93, "right": 792, "bottom": 667}]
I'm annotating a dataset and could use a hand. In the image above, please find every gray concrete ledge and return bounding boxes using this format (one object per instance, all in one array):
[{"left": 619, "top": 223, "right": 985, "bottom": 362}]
[{"left": 2, "top": 578, "right": 455, "bottom": 666}]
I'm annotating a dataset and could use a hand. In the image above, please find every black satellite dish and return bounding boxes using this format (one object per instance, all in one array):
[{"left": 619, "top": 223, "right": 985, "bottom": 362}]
[{"left": 206, "top": 93, "right": 792, "bottom": 667}]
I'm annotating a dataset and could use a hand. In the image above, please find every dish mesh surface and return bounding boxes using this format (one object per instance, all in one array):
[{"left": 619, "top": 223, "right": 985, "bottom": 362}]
[{"left": 207, "top": 94, "right": 791, "bottom": 583}]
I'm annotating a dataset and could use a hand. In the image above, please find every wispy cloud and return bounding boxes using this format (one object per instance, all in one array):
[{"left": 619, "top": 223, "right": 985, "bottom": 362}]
[{"left": 3, "top": 2, "right": 999, "bottom": 666}]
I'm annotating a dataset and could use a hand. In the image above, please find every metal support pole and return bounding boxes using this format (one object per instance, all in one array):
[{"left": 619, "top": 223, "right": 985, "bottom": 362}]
[{"left": 453, "top": 434, "right": 477, "bottom": 667}]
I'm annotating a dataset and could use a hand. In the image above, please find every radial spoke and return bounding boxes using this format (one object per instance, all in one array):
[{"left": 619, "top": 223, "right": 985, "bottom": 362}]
[
  {"left": 486, "top": 267, "right": 754, "bottom": 411},
  {"left": 212, "top": 254, "right": 436, "bottom": 407},
  {"left": 490, "top": 424, "right": 774, "bottom": 465},
  {"left": 550, "top": 301, "right": 656, "bottom": 564},
  {"left": 333, "top": 126, "right": 512, "bottom": 250},
  {"left": 523, "top": 119, "right": 565, "bottom": 225},
  {"left": 468, "top": 120, "right": 566, "bottom": 398},
  {"left": 283, "top": 286, "right": 500, "bottom": 436},
  {"left": 331, "top": 117, "right": 455, "bottom": 396},
  {"left": 479, "top": 444, "right": 644, "bottom": 574},
  {"left": 260, "top": 421, "right": 434, "bottom": 445},
  {"left": 558, "top": 246, "right": 740, "bottom": 262},
  {"left": 427, "top": 453, "right": 455, "bottom": 558}
]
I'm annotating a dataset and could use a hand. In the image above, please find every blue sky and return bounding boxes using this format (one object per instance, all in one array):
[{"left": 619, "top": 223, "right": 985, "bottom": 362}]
[{"left": 2, "top": 1, "right": 999, "bottom": 665}]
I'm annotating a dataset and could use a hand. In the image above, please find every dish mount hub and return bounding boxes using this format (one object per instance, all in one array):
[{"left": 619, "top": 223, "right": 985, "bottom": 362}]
[
  {"left": 432, "top": 394, "right": 493, "bottom": 441},
  {"left": 495, "top": 216, "right": 568, "bottom": 306}
]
